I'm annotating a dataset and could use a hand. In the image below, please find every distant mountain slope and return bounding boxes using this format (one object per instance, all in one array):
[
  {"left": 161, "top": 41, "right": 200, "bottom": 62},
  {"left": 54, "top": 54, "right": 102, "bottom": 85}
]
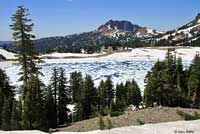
[
  {"left": 5, "top": 13, "right": 200, "bottom": 53},
  {"left": 157, "top": 13, "right": 200, "bottom": 45},
  {"left": 0, "top": 41, "right": 11, "bottom": 46}
]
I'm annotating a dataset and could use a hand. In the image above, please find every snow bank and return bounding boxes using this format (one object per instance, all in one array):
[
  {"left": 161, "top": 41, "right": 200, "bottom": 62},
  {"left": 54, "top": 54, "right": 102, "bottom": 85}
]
[
  {"left": 0, "top": 130, "right": 47, "bottom": 134},
  {"left": 1, "top": 120, "right": 200, "bottom": 134},
  {"left": 40, "top": 52, "right": 104, "bottom": 59},
  {"left": 0, "top": 48, "right": 16, "bottom": 60}
]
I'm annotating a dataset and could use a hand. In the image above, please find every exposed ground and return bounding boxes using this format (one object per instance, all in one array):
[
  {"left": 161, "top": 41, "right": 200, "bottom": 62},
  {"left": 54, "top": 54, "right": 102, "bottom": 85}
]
[{"left": 58, "top": 107, "right": 200, "bottom": 132}]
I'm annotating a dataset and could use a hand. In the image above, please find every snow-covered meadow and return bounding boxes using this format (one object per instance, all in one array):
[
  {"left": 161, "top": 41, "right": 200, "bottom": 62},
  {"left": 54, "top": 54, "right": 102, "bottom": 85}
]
[
  {"left": 0, "top": 47, "right": 200, "bottom": 92},
  {"left": 0, "top": 120, "right": 200, "bottom": 134}
]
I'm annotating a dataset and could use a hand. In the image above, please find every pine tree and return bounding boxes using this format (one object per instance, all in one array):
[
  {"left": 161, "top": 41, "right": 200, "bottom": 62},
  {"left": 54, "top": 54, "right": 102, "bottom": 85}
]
[
  {"left": 1, "top": 97, "right": 12, "bottom": 130},
  {"left": 144, "top": 60, "right": 167, "bottom": 107},
  {"left": 175, "top": 57, "right": 189, "bottom": 107},
  {"left": 10, "top": 5, "right": 41, "bottom": 96},
  {"left": 104, "top": 77, "right": 114, "bottom": 108},
  {"left": 45, "top": 86, "right": 57, "bottom": 128},
  {"left": 188, "top": 54, "right": 200, "bottom": 108},
  {"left": 22, "top": 90, "right": 32, "bottom": 129},
  {"left": 31, "top": 74, "right": 47, "bottom": 130},
  {"left": 10, "top": 6, "right": 47, "bottom": 130},
  {"left": 22, "top": 74, "right": 47, "bottom": 130},
  {"left": 11, "top": 100, "right": 21, "bottom": 130},
  {"left": 58, "top": 68, "right": 70, "bottom": 125},
  {"left": 77, "top": 75, "right": 97, "bottom": 120},
  {"left": 115, "top": 83, "right": 126, "bottom": 111},
  {"left": 127, "top": 79, "right": 142, "bottom": 108},
  {"left": 97, "top": 80, "right": 106, "bottom": 113},
  {"left": 49, "top": 68, "right": 59, "bottom": 126},
  {"left": 69, "top": 71, "right": 83, "bottom": 103},
  {"left": 0, "top": 69, "right": 14, "bottom": 128},
  {"left": 164, "top": 49, "right": 177, "bottom": 106}
]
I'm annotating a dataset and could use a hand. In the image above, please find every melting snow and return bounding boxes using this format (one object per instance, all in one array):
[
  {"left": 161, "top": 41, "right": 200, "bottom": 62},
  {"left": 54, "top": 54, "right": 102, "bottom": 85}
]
[
  {"left": 0, "top": 120, "right": 200, "bottom": 134},
  {"left": 0, "top": 48, "right": 16, "bottom": 60},
  {"left": 0, "top": 47, "right": 199, "bottom": 92}
]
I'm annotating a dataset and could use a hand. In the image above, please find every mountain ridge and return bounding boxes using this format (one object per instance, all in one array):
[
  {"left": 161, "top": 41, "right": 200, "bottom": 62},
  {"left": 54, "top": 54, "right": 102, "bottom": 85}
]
[{"left": 3, "top": 13, "right": 200, "bottom": 53}]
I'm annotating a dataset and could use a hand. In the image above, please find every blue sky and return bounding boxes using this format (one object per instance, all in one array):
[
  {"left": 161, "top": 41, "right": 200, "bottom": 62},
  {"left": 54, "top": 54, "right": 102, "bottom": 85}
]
[{"left": 0, "top": 0, "right": 200, "bottom": 40}]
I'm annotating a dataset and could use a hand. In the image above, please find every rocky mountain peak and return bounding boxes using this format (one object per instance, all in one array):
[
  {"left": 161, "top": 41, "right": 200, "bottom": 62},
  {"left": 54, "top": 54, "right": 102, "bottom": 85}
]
[
  {"left": 195, "top": 13, "right": 200, "bottom": 20},
  {"left": 97, "top": 20, "right": 141, "bottom": 32}
]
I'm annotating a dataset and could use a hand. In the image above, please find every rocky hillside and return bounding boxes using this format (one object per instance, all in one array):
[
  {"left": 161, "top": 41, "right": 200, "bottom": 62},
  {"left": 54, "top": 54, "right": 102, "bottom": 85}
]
[
  {"left": 97, "top": 20, "right": 161, "bottom": 38},
  {"left": 58, "top": 107, "right": 200, "bottom": 132}
]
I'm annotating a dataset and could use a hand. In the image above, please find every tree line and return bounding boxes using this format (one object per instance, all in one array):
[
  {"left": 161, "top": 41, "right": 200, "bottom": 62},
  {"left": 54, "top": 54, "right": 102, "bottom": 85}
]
[
  {"left": 0, "top": 67, "right": 142, "bottom": 131},
  {"left": 144, "top": 48, "right": 200, "bottom": 109}
]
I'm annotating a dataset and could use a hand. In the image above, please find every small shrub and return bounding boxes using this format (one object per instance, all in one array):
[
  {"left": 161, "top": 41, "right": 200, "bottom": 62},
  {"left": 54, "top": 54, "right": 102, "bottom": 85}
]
[
  {"left": 194, "top": 112, "right": 200, "bottom": 119},
  {"left": 136, "top": 119, "right": 145, "bottom": 125},
  {"left": 110, "top": 111, "right": 124, "bottom": 117},
  {"left": 177, "top": 110, "right": 200, "bottom": 121},
  {"left": 98, "top": 115, "right": 105, "bottom": 130},
  {"left": 107, "top": 118, "right": 113, "bottom": 130}
]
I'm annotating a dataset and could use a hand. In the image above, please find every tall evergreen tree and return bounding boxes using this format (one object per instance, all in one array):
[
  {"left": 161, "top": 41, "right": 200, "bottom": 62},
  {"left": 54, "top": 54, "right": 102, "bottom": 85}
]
[
  {"left": 144, "top": 53, "right": 173, "bottom": 107},
  {"left": 48, "top": 68, "right": 59, "bottom": 126},
  {"left": 97, "top": 80, "right": 106, "bottom": 113},
  {"left": 58, "top": 68, "right": 70, "bottom": 125},
  {"left": 69, "top": 71, "right": 83, "bottom": 103},
  {"left": 10, "top": 5, "right": 41, "bottom": 95},
  {"left": 174, "top": 57, "right": 189, "bottom": 107},
  {"left": 126, "top": 80, "right": 142, "bottom": 107},
  {"left": 45, "top": 86, "right": 57, "bottom": 128},
  {"left": 76, "top": 75, "right": 97, "bottom": 120},
  {"left": 22, "top": 74, "right": 47, "bottom": 130},
  {"left": 188, "top": 54, "right": 200, "bottom": 108},
  {"left": 164, "top": 49, "right": 177, "bottom": 106},
  {"left": 103, "top": 77, "right": 114, "bottom": 108},
  {"left": 22, "top": 90, "right": 32, "bottom": 129},
  {"left": 116, "top": 83, "right": 126, "bottom": 102},
  {"left": 0, "top": 69, "right": 14, "bottom": 129},
  {"left": 114, "top": 83, "right": 126, "bottom": 111},
  {"left": 1, "top": 97, "right": 12, "bottom": 130},
  {"left": 11, "top": 100, "right": 21, "bottom": 130}
]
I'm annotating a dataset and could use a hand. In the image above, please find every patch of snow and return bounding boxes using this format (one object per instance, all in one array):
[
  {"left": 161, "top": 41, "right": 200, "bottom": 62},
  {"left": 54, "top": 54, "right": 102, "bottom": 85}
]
[
  {"left": 160, "top": 34, "right": 170, "bottom": 40},
  {"left": 67, "top": 104, "right": 75, "bottom": 113},
  {"left": 0, "top": 48, "right": 17, "bottom": 60},
  {"left": 107, "top": 24, "right": 112, "bottom": 30},
  {"left": 146, "top": 28, "right": 154, "bottom": 34},
  {"left": 187, "top": 22, "right": 193, "bottom": 26},
  {"left": 197, "top": 19, "right": 200, "bottom": 23},
  {"left": 192, "top": 37, "right": 199, "bottom": 41},
  {"left": 40, "top": 53, "right": 103, "bottom": 59},
  {"left": 177, "top": 23, "right": 200, "bottom": 34},
  {"left": 0, "top": 130, "right": 47, "bottom": 134},
  {"left": 0, "top": 120, "right": 200, "bottom": 134}
]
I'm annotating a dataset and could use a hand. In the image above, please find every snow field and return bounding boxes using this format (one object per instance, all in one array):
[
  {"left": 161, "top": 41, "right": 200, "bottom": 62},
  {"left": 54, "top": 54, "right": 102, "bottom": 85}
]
[{"left": 0, "top": 47, "right": 200, "bottom": 92}]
